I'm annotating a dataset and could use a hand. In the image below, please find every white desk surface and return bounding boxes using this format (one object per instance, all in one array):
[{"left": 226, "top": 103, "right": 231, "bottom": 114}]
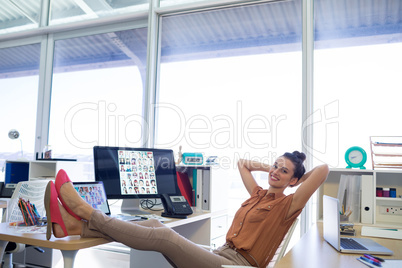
[
  {"left": 107, "top": 200, "right": 224, "bottom": 228},
  {"left": 0, "top": 222, "right": 109, "bottom": 251},
  {"left": 0, "top": 206, "right": 221, "bottom": 250}
]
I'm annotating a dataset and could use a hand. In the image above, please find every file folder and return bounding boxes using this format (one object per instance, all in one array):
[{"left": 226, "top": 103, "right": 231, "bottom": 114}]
[
  {"left": 361, "top": 175, "right": 374, "bottom": 224},
  {"left": 202, "top": 169, "right": 210, "bottom": 211}
]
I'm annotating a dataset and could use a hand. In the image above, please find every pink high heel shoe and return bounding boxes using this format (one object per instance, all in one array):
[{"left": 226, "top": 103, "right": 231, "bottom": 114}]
[
  {"left": 55, "top": 169, "right": 81, "bottom": 221},
  {"left": 44, "top": 181, "right": 68, "bottom": 240}
]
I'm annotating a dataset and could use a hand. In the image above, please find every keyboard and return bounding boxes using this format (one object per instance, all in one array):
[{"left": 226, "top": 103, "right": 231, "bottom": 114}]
[
  {"left": 112, "top": 215, "right": 142, "bottom": 221},
  {"left": 340, "top": 238, "right": 368, "bottom": 250},
  {"left": 136, "top": 214, "right": 171, "bottom": 222},
  {"left": 110, "top": 214, "right": 171, "bottom": 222}
]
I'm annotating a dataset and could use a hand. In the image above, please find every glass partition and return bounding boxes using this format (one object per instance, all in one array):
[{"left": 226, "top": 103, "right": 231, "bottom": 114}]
[
  {"left": 157, "top": 1, "right": 303, "bottom": 217},
  {"left": 0, "top": 0, "right": 41, "bottom": 34},
  {"left": 49, "top": 0, "right": 150, "bottom": 25},
  {"left": 48, "top": 28, "right": 148, "bottom": 163},
  {"left": 0, "top": 43, "right": 41, "bottom": 178},
  {"left": 313, "top": 0, "right": 402, "bottom": 168}
]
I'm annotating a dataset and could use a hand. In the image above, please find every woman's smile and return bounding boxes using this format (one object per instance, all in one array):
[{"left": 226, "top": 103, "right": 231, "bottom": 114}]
[{"left": 270, "top": 174, "right": 279, "bottom": 182}]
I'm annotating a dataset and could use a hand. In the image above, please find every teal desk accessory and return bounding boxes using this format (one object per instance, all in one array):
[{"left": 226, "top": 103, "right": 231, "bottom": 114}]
[
  {"left": 345, "top": 146, "right": 367, "bottom": 169},
  {"left": 182, "top": 153, "right": 203, "bottom": 165}
]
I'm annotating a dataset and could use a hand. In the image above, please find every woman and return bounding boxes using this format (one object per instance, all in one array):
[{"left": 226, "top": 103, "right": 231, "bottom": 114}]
[{"left": 44, "top": 151, "right": 328, "bottom": 268}]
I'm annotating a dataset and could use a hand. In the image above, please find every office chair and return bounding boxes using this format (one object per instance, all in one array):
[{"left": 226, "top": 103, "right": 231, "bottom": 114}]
[
  {"left": 221, "top": 218, "right": 299, "bottom": 268},
  {"left": 1, "top": 181, "right": 48, "bottom": 268}
]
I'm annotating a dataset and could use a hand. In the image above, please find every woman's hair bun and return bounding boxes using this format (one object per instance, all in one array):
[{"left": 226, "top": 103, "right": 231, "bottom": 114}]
[
  {"left": 282, "top": 151, "right": 306, "bottom": 180},
  {"left": 292, "top": 151, "right": 306, "bottom": 162}
]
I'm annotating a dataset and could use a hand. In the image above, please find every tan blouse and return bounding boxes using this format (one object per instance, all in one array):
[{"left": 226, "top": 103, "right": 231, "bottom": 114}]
[{"left": 226, "top": 186, "right": 302, "bottom": 267}]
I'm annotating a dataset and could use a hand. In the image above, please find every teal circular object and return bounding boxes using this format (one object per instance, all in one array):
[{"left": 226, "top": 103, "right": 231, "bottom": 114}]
[{"left": 345, "top": 146, "right": 367, "bottom": 169}]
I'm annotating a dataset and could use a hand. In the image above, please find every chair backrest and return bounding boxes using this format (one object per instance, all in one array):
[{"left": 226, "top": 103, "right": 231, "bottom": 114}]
[{"left": 266, "top": 218, "right": 299, "bottom": 268}]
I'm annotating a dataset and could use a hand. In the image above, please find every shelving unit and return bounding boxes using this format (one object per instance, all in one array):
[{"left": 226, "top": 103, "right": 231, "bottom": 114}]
[
  {"left": 375, "top": 169, "right": 402, "bottom": 226},
  {"left": 370, "top": 136, "right": 402, "bottom": 169},
  {"left": 5, "top": 159, "right": 88, "bottom": 182},
  {"left": 176, "top": 165, "right": 229, "bottom": 248},
  {"left": 376, "top": 197, "right": 402, "bottom": 202},
  {"left": 318, "top": 168, "right": 402, "bottom": 228}
]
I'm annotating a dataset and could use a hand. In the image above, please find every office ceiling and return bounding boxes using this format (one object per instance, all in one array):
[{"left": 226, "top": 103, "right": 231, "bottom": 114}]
[{"left": 0, "top": 0, "right": 401, "bottom": 78}]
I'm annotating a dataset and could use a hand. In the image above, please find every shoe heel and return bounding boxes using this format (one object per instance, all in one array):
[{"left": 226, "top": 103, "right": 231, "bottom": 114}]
[
  {"left": 44, "top": 181, "right": 68, "bottom": 240},
  {"left": 44, "top": 182, "right": 52, "bottom": 240}
]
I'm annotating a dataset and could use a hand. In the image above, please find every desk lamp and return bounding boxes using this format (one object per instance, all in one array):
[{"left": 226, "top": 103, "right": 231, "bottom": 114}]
[{"left": 8, "top": 129, "right": 24, "bottom": 159}]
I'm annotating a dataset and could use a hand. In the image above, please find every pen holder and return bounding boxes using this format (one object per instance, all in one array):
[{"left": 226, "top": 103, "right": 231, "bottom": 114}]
[
  {"left": 340, "top": 215, "right": 349, "bottom": 222},
  {"left": 7, "top": 181, "right": 47, "bottom": 226}
]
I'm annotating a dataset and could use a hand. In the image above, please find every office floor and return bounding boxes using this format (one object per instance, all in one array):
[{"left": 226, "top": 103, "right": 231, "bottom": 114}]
[
  {"left": 55, "top": 243, "right": 130, "bottom": 268},
  {"left": 9, "top": 242, "right": 130, "bottom": 268}
]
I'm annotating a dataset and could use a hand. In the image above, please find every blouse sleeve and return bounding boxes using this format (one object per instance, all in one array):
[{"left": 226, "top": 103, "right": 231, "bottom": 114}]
[{"left": 251, "top": 185, "right": 262, "bottom": 195}]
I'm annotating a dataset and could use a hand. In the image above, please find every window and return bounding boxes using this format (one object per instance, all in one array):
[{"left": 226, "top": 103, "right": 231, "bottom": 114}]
[
  {"left": 48, "top": 28, "right": 148, "bottom": 164},
  {"left": 313, "top": 0, "right": 402, "bottom": 168},
  {"left": 156, "top": 1, "right": 302, "bottom": 216},
  {"left": 0, "top": 0, "right": 41, "bottom": 34},
  {"left": 0, "top": 43, "right": 41, "bottom": 178},
  {"left": 49, "top": 0, "right": 149, "bottom": 25},
  {"left": 160, "top": 0, "right": 211, "bottom": 7}
]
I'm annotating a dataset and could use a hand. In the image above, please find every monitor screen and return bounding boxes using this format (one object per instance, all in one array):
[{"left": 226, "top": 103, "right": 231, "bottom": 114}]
[
  {"left": 5, "top": 161, "right": 29, "bottom": 184},
  {"left": 1, "top": 161, "right": 30, "bottom": 197},
  {"left": 93, "top": 146, "right": 180, "bottom": 199}
]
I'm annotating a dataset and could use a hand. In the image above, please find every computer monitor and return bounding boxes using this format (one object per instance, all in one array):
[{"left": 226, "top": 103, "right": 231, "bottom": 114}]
[
  {"left": 93, "top": 146, "right": 181, "bottom": 213},
  {"left": 1, "top": 161, "right": 29, "bottom": 197}
]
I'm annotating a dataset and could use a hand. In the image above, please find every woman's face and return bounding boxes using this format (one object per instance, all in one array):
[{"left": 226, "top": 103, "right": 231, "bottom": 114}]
[{"left": 268, "top": 157, "right": 297, "bottom": 188}]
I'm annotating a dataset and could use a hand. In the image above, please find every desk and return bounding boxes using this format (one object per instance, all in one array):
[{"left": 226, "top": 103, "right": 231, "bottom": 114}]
[
  {"left": 276, "top": 222, "right": 402, "bottom": 268},
  {"left": 98, "top": 199, "right": 227, "bottom": 268},
  {"left": 0, "top": 208, "right": 226, "bottom": 268},
  {"left": 0, "top": 223, "right": 109, "bottom": 268},
  {"left": 129, "top": 209, "right": 227, "bottom": 268}
]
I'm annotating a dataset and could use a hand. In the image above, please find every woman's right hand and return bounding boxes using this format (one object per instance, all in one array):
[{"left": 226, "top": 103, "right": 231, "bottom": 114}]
[{"left": 237, "top": 159, "right": 271, "bottom": 195}]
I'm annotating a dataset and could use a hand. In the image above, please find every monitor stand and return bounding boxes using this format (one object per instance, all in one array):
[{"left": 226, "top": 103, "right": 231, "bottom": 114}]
[{"left": 121, "top": 199, "right": 150, "bottom": 215}]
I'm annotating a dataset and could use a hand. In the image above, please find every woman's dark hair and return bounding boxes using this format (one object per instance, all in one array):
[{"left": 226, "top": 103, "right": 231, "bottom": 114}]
[{"left": 282, "top": 151, "right": 306, "bottom": 180}]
